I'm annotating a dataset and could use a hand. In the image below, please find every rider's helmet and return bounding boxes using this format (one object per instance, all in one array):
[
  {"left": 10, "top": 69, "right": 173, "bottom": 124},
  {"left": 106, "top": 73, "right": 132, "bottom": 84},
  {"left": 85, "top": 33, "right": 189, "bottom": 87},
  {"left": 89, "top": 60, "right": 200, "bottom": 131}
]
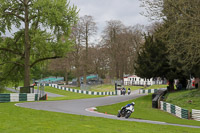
[{"left": 132, "top": 102, "right": 135, "bottom": 106}]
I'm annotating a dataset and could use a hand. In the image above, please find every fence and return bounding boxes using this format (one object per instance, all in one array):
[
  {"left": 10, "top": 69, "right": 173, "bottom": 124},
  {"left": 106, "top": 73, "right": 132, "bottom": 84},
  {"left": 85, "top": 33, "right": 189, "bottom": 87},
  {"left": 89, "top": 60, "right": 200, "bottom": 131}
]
[
  {"left": 139, "top": 89, "right": 158, "bottom": 94},
  {"left": 124, "top": 81, "right": 166, "bottom": 86},
  {"left": 0, "top": 93, "right": 39, "bottom": 102},
  {"left": 46, "top": 84, "right": 117, "bottom": 96},
  {"left": 160, "top": 101, "right": 190, "bottom": 119},
  {"left": 192, "top": 109, "right": 200, "bottom": 121}
]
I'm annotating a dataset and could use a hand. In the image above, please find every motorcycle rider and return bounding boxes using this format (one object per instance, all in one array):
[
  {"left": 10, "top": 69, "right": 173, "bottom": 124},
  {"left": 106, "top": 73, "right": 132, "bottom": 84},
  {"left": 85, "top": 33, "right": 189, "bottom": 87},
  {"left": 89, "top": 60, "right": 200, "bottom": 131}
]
[
  {"left": 124, "top": 102, "right": 135, "bottom": 112},
  {"left": 118, "top": 102, "right": 135, "bottom": 118}
]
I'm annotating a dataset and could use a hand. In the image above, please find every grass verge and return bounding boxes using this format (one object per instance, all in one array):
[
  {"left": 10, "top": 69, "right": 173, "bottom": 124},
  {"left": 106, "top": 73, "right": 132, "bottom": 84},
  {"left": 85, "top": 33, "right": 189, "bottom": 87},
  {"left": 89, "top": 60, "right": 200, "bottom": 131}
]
[
  {"left": 97, "top": 95, "right": 200, "bottom": 126},
  {"left": 69, "top": 84, "right": 143, "bottom": 92},
  {"left": 0, "top": 102, "right": 200, "bottom": 133},
  {"left": 75, "top": 84, "right": 168, "bottom": 91},
  {"left": 1, "top": 90, "right": 14, "bottom": 93},
  {"left": 145, "top": 84, "right": 168, "bottom": 89},
  {"left": 43, "top": 86, "right": 104, "bottom": 101},
  {"left": 88, "top": 84, "right": 142, "bottom": 92},
  {"left": 0, "top": 88, "right": 15, "bottom": 94},
  {"left": 166, "top": 89, "right": 200, "bottom": 110}
]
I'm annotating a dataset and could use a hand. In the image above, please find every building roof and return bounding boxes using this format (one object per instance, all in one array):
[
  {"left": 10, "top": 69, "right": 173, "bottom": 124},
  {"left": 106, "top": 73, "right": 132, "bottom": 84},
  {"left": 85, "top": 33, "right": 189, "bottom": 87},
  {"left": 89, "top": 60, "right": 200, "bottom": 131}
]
[{"left": 124, "top": 75, "right": 138, "bottom": 78}]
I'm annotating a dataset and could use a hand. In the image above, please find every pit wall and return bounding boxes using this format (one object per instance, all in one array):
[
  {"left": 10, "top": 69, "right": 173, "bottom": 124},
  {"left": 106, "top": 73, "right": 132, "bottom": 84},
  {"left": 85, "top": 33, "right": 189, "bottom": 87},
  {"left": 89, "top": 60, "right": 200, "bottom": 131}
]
[
  {"left": 160, "top": 101, "right": 190, "bottom": 119},
  {"left": 160, "top": 101, "right": 200, "bottom": 121},
  {"left": 139, "top": 89, "right": 158, "bottom": 94},
  {"left": 0, "top": 93, "right": 39, "bottom": 102},
  {"left": 192, "top": 109, "right": 200, "bottom": 121}
]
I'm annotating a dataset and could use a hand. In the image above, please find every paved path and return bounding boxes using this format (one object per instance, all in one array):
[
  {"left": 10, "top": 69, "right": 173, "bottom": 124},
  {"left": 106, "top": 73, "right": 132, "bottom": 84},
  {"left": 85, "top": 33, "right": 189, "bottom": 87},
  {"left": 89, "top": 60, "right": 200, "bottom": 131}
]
[
  {"left": 5, "top": 87, "right": 19, "bottom": 93},
  {"left": 34, "top": 90, "right": 63, "bottom": 97},
  {"left": 16, "top": 90, "right": 200, "bottom": 128},
  {"left": 45, "top": 92, "right": 63, "bottom": 97}
]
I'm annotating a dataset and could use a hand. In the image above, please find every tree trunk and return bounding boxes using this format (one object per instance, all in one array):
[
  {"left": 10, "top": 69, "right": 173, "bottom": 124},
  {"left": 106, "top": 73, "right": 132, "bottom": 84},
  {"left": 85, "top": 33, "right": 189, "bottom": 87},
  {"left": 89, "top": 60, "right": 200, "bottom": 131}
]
[
  {"left": 75, "top": 64, "right": 80, "bottom": 87},
  {"left": 83, "top": 71, "right": 87, "bottom": 85},
  {"left": 179, "top": 78, "right": 187, "bottom": 89},
  {"left": 115, "top": 61, "right": 119, "bottom": 79},
  {"left": 75, "top": 55, "right": 81, "bottom": 87},
  {"left": 24, "top": 0, "right": 30, "bottom": 87},
  {"left": 65, "top": 68, "right": 68, "bottom": 85},
  {"left": 168, "top": 79, "right": 174, "bottom": 92},
  {"left": 84, "top": 27, "right": 88, "bottom": 85}
]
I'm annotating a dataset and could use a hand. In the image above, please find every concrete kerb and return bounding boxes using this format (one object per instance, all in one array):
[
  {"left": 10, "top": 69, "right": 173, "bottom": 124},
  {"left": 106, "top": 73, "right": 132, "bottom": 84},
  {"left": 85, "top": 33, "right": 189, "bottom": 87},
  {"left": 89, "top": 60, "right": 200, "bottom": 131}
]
[{"left": 85, "top": 107, "right": 200, "bottom": 129}]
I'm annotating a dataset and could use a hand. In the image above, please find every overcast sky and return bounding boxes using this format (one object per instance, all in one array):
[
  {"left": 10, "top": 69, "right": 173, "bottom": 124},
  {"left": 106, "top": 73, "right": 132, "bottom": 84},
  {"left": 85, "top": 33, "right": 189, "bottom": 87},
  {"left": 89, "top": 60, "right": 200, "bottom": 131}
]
[
  {"left": 5, "top": 0, "right": 152, "bottom": 41},
  {"left": 71, "top": 0, "right": 151, "bottom": 40}
]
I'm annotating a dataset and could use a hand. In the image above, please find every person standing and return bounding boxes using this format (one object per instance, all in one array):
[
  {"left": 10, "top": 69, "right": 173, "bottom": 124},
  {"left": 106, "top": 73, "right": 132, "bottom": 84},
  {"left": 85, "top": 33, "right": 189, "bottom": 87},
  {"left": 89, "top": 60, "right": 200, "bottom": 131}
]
[{"left": 128, "top": 88, "right": 131, "bottom": 95}]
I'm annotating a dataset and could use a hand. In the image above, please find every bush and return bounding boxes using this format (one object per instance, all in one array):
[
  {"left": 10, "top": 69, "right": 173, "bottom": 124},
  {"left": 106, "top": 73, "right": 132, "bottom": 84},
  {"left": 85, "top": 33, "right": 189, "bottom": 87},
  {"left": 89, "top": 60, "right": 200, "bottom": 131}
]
[{"left": 0, "top": 85, "right": 5, "bottom": 93}]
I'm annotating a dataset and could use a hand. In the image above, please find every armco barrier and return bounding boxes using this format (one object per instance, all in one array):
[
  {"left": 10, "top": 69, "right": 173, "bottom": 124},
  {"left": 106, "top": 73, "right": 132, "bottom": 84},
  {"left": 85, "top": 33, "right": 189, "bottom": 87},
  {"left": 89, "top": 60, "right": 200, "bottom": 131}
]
[
  {"left": 46, "top": 84, "right": 117, "bottom": 96},
  {"left": 0, "top": 93, "right": 39, "bottom": 102},
  {"left": 160, "top": 101, "right": 190, "bottom": 119},
  {"left": 139, "top": 89, "right": 158, "bottom": 94},
  {"left": 192, "top": 109, "right": 200, "bottom": 121}
]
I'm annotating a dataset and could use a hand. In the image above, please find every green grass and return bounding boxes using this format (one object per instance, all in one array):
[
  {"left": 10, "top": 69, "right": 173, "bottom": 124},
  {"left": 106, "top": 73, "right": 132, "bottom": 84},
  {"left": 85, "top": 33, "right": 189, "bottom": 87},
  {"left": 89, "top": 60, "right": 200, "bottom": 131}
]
[
  {"left": 166, "top": 89, "right": 200, "bottom": 110},
  {"left": 89, "top": 84, "right": 115, "bottom": 92},
  {"left": 6, "top": 81, "right": 24, "bottom": 88},
  {"left": 97, "top": 95, "right": 200, "bottom": 126},
  {"left": 145, "top": 84, "right": 168, "bottom": 89},
  {"left": 64, "top": 84, "right": 142, "bottom": 92},
  {"left": 1, "top": 90, "right": 14, "bottom": 93},
  {"left": 0, "top": 102, "right": 200, "bottom": 133},
  {"left": 0, "top": 88, "right": 15, "bottom": 94},
  {"left": 68, "top": 85, "right": 114, "bottom": 91},
  {"left": 70, "top": 86, "right": 81, "bottom": 90},
  {"left": 88, "top": 84, "right": 142, "bottom": 92},
  {"left": 43, "top": 86, "right": 104, "bottom": 101},
  {"left": 123, "top": 85, "right": 143, "bottom": 90}
]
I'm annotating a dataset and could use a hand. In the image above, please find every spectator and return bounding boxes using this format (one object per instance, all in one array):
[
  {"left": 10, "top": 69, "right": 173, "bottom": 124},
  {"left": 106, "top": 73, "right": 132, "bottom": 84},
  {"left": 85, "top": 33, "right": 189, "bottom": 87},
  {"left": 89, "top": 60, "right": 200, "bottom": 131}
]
[{"left": 128, "top": 88, "right": 131, "bottom": 95}]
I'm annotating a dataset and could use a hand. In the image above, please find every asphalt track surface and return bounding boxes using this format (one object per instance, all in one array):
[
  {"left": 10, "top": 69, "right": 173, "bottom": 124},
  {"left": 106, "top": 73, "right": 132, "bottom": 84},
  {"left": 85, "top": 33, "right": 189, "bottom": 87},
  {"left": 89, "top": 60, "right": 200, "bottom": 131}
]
[{"left": 16, "top": 90, "right": 200, "bottom": 129}]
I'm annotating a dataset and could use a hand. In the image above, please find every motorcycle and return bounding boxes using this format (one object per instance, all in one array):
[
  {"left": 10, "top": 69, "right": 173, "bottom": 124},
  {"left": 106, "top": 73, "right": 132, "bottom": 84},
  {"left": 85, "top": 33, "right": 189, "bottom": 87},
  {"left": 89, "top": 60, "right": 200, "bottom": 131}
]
[{"left": 117, "top": 106, "right": 133, "bottom": 119}]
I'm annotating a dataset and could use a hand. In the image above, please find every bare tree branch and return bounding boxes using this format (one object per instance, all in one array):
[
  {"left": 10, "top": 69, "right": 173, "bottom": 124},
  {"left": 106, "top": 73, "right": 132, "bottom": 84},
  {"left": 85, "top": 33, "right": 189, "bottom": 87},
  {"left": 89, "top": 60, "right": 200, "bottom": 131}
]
[
  {"left": 30, "top": 56, "right": 62, "bottom": 67},
  {"left": 4, "top": 12, "right": 25, "bottom": 22},
  {"left": 0, "top": 61, "right": 23, "bottom": 66},
  {"left": 0, "top": 48, "right": 24, "bottom": 56},
  {"left": 29, "top": 15, "right": 37, "bottom": 22}
]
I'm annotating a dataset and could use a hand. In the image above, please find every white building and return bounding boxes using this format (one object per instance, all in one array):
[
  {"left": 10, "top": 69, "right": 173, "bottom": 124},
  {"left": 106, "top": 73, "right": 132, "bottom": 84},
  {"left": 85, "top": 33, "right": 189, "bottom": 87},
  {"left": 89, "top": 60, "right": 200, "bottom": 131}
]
[{"left": 124, "top": 75, "right": 165, "bottom": 86}]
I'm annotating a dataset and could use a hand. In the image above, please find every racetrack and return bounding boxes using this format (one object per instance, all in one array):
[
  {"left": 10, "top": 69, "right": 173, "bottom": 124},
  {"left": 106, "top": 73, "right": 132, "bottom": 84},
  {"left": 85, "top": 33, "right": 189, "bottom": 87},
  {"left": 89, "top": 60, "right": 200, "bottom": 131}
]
[{"left": 16, "top": 90, "right": 200, "bottom": 128}]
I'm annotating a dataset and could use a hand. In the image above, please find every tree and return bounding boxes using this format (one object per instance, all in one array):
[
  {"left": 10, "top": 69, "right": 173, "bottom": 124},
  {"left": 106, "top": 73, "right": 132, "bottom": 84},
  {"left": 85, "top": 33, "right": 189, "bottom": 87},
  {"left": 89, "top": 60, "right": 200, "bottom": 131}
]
[
  {"left": 69, "top": 20, "right": 85, "bottom": 86},
  {"left": 102, "top": 20, "right": 143, "bottom": 79},
  {"left": 48, "top": 57, "right": 73, "bottom": 85},
  {"left": 88, "top": 44, "right": 109, "bottom": 79},
  {"left": 134, "top": 34, "right": 180, "bottom": 91},
  {"left": 140, "top": 0, "right": 200, "bottom": 89},
  {"left": 0, "top": 0, "right": 78, "bottom": 87},
  {"left": 103, "top": 20, "right": 125, "bottom": 79},
  {"left": 135, "top": 35, "right": 169, "bottom": 79},
  {"left": 79, "top": 15, "right": 97, "bottom": 84},
  {"left": 140, "top": 0, "right": 200, "bottom": 69}
]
